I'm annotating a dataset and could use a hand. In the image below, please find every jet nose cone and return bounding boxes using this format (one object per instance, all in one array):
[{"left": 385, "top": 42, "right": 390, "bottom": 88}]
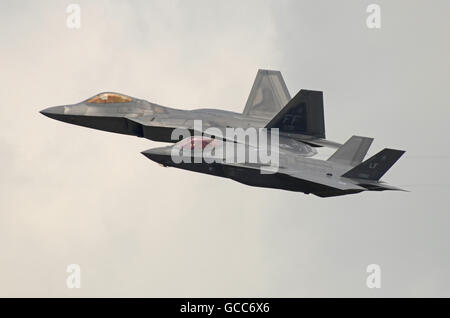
[
  {"left": 141, "top": 149, "right": 152, "bottom": 159},
  {"left": 141, "top": 148, "right": 162, "bottom": 160},
  {"left": 40, "top": 106, "right": 65, "bottom": 119},
  {"left": 141, "top": 148, "right": 172, "bottom": 166}
]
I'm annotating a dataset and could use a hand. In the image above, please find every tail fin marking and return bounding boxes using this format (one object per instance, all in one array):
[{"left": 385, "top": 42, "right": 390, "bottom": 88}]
[
  {"left": 265, "top": 89, "right": 325, "bottom": 138},
  {"left": 342, "top": 148, "right": 405, "bottom": 181}
]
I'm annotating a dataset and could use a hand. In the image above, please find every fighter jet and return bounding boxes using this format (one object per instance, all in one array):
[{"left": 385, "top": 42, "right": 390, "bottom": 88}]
[
  {"left": 40, "top": 69, "right": 405, "bottom": 197},
  {"left": 40, "top": 69, "right": 340, "bottom": 148},
  {"left": 141, "top": 135, "right": 406, "bottom": 198}
]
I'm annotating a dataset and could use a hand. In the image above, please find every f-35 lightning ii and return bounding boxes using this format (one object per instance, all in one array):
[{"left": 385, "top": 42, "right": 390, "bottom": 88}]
[{"left": 141, "top": 135, "right": 405, "bottom": 198}]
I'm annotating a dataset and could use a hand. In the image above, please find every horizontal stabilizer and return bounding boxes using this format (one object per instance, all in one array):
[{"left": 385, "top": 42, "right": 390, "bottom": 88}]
[
  {"left": 342, "top": 148, "right": 405, "bottom": 181},
  {"left": 327, "top": 135, "right": 373, "bottom": 166},
  {"left": 265, "top": 89, "right": 325, "bottom": 138}
]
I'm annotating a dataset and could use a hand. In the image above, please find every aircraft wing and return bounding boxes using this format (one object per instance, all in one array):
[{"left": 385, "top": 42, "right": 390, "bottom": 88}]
[
  {"left": 220, "top": 161, "right": 366, "bottom": 193},
  {"left": 281, "top": 167, "right": 367, "bottom": 192}
]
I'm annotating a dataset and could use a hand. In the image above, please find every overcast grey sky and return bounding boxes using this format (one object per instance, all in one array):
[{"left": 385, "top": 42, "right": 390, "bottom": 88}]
[{"left": 1, "top": 0, "right": 449, "bottom": 297}]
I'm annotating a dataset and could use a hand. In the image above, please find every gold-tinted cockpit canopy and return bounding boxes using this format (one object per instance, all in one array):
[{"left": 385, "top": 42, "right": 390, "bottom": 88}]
[{"left": 87, "top": 93, "right": 133, "bottom": 104}]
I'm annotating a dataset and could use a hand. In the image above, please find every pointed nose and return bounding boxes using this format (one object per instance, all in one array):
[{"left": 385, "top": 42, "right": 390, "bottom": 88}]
[
  {"left": 40, "top": 106, "right": 65, "bottom": 119},
  {"left": 141, "top": 148, "right": 173, "bottom": 166},
  {"left": 141, "top": 148, "right": 165, "bottom": 160}
]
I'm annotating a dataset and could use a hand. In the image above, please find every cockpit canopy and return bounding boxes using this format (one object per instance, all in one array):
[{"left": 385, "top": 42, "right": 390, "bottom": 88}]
[
  {"left": 177, "top": 136, "right": 222, "bottom": 150},
  {"left": 87, "top": 93, "right": 133, "bottom": 104}
]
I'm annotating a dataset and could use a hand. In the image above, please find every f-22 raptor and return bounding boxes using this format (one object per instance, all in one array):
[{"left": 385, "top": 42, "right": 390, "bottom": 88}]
[
  {"left": 40, "top": 70, "right": 336, "bottom": 147},
  {"left": 41, "top": 69, "right": 405, "bottom": 197}
]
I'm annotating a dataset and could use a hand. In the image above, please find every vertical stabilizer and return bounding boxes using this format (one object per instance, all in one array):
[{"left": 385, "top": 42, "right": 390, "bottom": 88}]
[
  {"left": 243, "top": 69, "right": 291, "bottom": 119},
  {"left": 264, "top": 89, "right": 325, "bottom": 139},
  {"left": 342, "top": 148, "right": 405, "bottom": 181},
  {"left": 327, "top": 136, "right": 373, "bottom": 166}
]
